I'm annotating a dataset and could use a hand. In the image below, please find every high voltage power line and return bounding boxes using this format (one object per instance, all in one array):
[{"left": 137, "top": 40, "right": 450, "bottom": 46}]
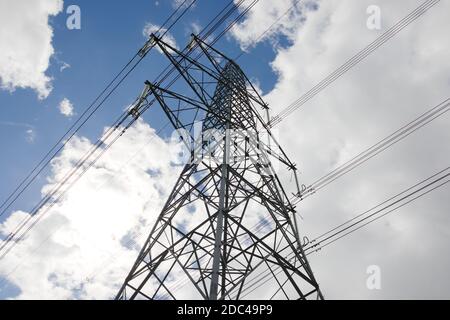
[
  {"left": 0, "top": 0, "right": 297, "bottom": 225},
  {"left": 269, "top": 0, "right": 441, "bottom": 127},
  {"left": 0, "top": 0, "right": 258, "bottom": 258},
  {"left": 212, "top": 0, "right": 447, "bottom": 298},
  {"left": 234, "top": 167, "right": 449, "bottom": 299},
  {"left": 0, "top": 0, "right": 446, "bottom": 299},
  {"left": 0, "top": 0, "right": 201, "bottom": 260},
  {"left": 304, "top": 168, "right": 449, "bottom": 254},
  {"left": 91, "top": 90, "right": 449, "bottom": 298},
  {"left": 222, "top": 95, "right": 450, "bottom": 297},
  {"left": 223, "top": 95, "right": 450, "bottom": 260},
  {"left": 0, "top": 0, "right": 197, "bottom": 220},
  {"left": 0, "top": 121, "right": 172, "bottom": 286},
  {"left": 0, "top": 0, "right": 300, "bottom": 288},
  {"left": 0, "top": 0, "right": 262, "bottom": 265},
  {"left": 114, "top": 34, "right": 323, "bottom": 300},
  {"left": 227, "top": 98, "right": 450, "bottom": 296},
  {"left": 0, "top": 0, "right": 198, "bottom": 258},
  {"left": 291, "top": 97, "right": 450, "bottom": 205},
  {"left": 1, "top": 0, "right": 439, "bottom": 252}
]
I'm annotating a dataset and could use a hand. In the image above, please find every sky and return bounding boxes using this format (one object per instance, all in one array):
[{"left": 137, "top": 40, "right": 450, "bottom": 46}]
[{"left": 0, "top": 0, "right": 449, "bottom": 300}]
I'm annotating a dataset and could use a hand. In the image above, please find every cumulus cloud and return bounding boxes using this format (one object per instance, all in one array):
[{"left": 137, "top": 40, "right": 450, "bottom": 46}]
[
  {"left": 25, "top": 129, "right": 36, "bottom": 143},
  {"left": 0, "top": 0, "right": 63, "bottom": 99},
  {"left": 232, "top": 0, "right": 450, "bottom": 298},
  {"left": 58, "top": 98, "right": 75, "bottom": 117},
  {"left": 0, "top": 120, "right": 184, "bottom": 299},
  {"left": 230, "top": 0, "right": 317, "bottom": 50}
]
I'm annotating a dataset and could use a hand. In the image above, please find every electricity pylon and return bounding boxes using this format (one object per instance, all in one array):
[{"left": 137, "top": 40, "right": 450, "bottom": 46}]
[{"left": 115, "top": 34, "right": 323, "bottom": 300}]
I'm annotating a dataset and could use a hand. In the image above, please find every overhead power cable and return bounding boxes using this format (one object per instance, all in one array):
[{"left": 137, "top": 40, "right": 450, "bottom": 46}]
[
  {"left": 0, "top": 0, "right": 260, "bottom": 261},
  {"left": 304, "top": 167, "right": 449, "bottom": 254},
  {"left": 59, "top": 0, "right": 447, "bottom": 295},
  {"left": 14, "top": 0, "right": 287, "bottom": 293},
  {"left": 236, "top": 167, "right": 449, "bottom": 299},
  {"left": 0, "top": 120, "right": 171, "bottom": 285},
  {"left": 152, "top": 1, "right": 448, "bottom": 298},
  {"left": 0, "top": 0, "right": 197, "bottom": 219},
  {"left": 0, "top": 0, "right": 200, "bottom": 257},
  {"left": 269, "top": 0, "right": 441, "bottom": 127},
  {"left": 292, "top": 97, "right": 450, "bottom": 205},
  {"left": 240, "top": 96, "right": 450, "bottom": 261}
]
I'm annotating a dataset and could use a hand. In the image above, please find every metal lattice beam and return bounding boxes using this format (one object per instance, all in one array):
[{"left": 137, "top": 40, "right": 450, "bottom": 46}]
[{"left": 116, "top": 34, "right": 323, "bottom": 300}]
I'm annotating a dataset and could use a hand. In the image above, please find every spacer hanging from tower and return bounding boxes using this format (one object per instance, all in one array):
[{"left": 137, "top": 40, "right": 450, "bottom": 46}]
[{"left": 116, "top": 34, "right": 323, "bottom": 300}]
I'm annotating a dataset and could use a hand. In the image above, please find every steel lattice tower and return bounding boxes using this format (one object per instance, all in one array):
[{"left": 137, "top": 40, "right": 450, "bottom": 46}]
[{"left": 116, "top": 34, "right": 323, "bottom": 300}]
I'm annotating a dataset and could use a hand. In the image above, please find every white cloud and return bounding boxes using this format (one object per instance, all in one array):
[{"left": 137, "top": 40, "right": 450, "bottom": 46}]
[
  {"left": 171, "top": 0, "right": 195, "bottom": 9},
  {"left": 232, "top": 0, "right": 450, "bottom": 298},
  {"left": 189, "top": 21, "right": 202, "bottom": 35},
  {"left": 0, "top": 120, "right": 184, "bottom": 299},
  {"left": 0, "top": 0, "right": 63, "bottom": 99},
  {"left": 25, "top": 129, "right": 36, "bottom": 143},
  {"left": 58, "top": 98, "right": 75, "bottom": 117},
  {"left": 53, "top": 53, "right": 71, "bottom": 72},
  {"left": 1, "top": 0, "right": 449, "bottom": 300},
  {"left": 230, "top": 0, "right": 315, "bottom": 50},
  {"left": 142, "top": 23, "right": 178, "bottom": 53},
  {"left": 59, "top": 62, "right": 71, "bottom": 72}
]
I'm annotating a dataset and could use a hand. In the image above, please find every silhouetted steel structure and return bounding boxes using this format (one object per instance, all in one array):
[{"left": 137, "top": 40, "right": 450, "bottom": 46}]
[{"left": 116, "top": 34, "right": 323, "bottom": 300}]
